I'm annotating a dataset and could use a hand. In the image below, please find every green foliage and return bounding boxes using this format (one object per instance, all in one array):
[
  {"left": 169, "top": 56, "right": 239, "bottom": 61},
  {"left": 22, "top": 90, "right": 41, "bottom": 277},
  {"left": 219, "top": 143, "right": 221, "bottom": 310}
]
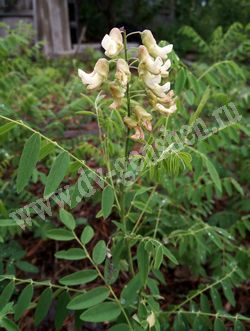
[{"left": 179, "top": 23, "right": 250, "bottom": 62}]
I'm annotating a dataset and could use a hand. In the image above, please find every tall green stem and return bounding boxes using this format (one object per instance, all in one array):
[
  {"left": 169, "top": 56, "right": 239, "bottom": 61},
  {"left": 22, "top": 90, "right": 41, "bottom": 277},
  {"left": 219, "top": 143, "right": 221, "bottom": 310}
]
[{"left": 120, "top": 29, "right": 135, "bottom": 276}]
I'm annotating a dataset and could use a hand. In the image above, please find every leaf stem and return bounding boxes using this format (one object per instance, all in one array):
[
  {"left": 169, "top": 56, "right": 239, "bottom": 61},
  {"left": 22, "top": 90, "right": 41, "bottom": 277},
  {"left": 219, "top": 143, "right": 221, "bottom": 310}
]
[
  {"left": 0, "top": 115, "right": 108, "bottom": 186},
  {"left": 72, "top": 232, "right": 133, "bottom": 330}
]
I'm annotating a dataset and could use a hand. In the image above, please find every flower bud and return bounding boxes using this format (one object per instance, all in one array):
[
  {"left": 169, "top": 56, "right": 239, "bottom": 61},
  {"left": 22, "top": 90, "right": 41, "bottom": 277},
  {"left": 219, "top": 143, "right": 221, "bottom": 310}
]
[
  {"left": 131, "top": 127, "right": 145, "bottom": 141},
  {"left": 134, "top": 105, "right": 152, "bottom": 131},
  {"left": 115, "top": 59, "right": 131, "bottom": 86},
  {"left": 109, "top": 83, "right": 125, "bottom": 109},
  {"left": 155, "top": 103, "right": 177, "bottom": 115},
  {"left": 124, "top": 116, "right": 144, "bottom": 141},
  {"left": 124, "top": 116, "right": 138, "bottom": 128}
]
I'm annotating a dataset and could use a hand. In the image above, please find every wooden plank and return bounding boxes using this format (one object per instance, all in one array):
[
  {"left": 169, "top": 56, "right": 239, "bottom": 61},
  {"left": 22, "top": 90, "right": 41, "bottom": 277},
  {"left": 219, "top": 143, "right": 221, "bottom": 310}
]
[{"left": 33, "top": 0, "right": 71, "bottom": 55}]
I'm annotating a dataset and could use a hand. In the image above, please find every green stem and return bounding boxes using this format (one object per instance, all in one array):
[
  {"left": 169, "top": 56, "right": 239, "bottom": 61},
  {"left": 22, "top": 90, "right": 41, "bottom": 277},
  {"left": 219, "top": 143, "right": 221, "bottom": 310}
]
[
  {"left": 126, "top": 31, "right": 142, "bottom": 38},
  {"left": 1, "top": 275, "right": 84, "bottom": 293},
  {"left": 170, "top": 266, "right": 237, "bottom": 314},
  {"left": 120, "top": 29, "right": 135, "bottom": 277},
  {"left": 165, "top": 310, "right": 250, "bottom": 323}
]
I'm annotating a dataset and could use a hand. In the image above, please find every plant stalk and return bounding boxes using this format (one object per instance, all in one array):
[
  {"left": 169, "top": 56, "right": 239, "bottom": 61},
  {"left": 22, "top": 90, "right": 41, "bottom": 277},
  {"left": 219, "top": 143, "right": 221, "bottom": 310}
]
[{"left": 121, "top": 29, "right": 135, "bottom": 277}]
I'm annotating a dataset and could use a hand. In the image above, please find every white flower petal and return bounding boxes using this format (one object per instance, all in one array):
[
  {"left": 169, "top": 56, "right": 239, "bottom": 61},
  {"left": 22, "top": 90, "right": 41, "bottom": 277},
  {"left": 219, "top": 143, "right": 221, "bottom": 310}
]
[
  {"left": 101, "top": 28, "right": 123, "bottom": 58},
  {"left": 109, "top": 27, "right": 123, "bottom": 44},
  {"left": 78, "top": 68, "right": 96, "bottom": 84},
  {"left": 162, "top": 82, "right": 171, "bottom": 92},
  {"left": 86, "top": 73, "right": 103, "bottom": 90}
]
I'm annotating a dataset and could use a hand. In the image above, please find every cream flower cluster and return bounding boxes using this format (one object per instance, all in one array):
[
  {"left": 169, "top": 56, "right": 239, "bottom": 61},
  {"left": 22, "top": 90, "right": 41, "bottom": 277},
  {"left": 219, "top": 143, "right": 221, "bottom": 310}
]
[
  {"left": 139, "top": 30, "right": 176, "bottom": 116},
  {"left": 77, "top": 28, "right": 176, "bottom": 141}
]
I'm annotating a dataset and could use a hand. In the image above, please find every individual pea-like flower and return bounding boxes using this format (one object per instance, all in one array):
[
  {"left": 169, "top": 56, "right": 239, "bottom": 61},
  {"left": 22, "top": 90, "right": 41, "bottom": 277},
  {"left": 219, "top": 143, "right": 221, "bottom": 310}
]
[
  {"left": 141, "top": 71, "right": 171, "bottom": 98},
  {"left": 138, "top": 45, "right": 162, "bottom": 75},
  {"left": 109, "top": 83, "right": 126, "bottom": 109},
  {"left": 147, "top": 312, "right": 156, "bottom": 328},
  {"left": 148, "top": 89, "right": 176, "bottom": 107},
  {"left": 138, "top": 46, "right": 171, "bottom": 77},
  {"left": 124, "top": 116, "right": 145, "bottom": 141},
  {"left": 78, "top": 58, "right": 109, "bottom": 90},
  {"left": 101, "top": 27, "right": 124, "bottom": 58},
  {"left": 134, "top": 105, "right": 152, "bottom": 131},
  {"left": 155, "top": 103, "right": 177, "bottom": 115},
  {"left": 141, "top": 29, "right": 173, "bottom": 59},
  {"left": 115, "top": 59, "right": 131, "bottom": 86}
]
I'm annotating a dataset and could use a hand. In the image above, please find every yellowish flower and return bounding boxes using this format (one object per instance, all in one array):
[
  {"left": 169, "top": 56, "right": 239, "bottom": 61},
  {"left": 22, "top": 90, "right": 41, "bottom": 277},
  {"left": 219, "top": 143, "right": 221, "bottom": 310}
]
[
  {"left": 124, "top": 116, "right": 145, "bottom": 141},
  {"left": 148, "top": 89, "right": 176, "bottom": 107},
  {"left": 138, "top": 45, "right": 171, "bottom": 77},
  {"left": 134, "top": 105, "right": 152, "bottom": 131},
  {"left": 147, "top": 312, "right": 156, "bottom": 328},
  {"left": 155, "top": 103, "right": 177, "bottom": 115},
  {"left": 78, "top": 58, "right": 109, "bottom": 90},
  {"left": 101, "top": 27, "right": 124, "bottom": 58},
  {"left": 142, "top": 71, "right": 171, "bottom": 98},
  {"left": 131, "top": 127, "right": 145, "bottom": 141},
  {"left": 109, "top": 83, "right": 125, "bottom": 109},
  {"left": 115, "top": 59, "right": 131, "bottom": 86},
  {"left": 138, "top": 45, "right": 162, "bottom": 75},
  {"left": 141, "top": 30, "right": 173, "bottom": 59}
]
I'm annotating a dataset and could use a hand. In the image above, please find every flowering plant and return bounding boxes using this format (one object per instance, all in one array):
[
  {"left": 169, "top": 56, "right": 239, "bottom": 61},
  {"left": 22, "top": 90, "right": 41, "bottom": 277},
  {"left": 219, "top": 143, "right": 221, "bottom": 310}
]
[
  {"left": 78, "top": 28, "right": 176, "bottom": 142},
  {"left": 0, "top": 26, "right": 248, "bottom": 331}
]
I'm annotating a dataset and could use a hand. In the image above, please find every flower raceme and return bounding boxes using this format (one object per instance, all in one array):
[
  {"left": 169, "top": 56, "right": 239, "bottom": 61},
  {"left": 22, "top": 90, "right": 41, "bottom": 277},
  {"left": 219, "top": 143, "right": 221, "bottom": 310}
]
[{"left": 78, "top": 27, "right": 176, "bottom": 140}]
